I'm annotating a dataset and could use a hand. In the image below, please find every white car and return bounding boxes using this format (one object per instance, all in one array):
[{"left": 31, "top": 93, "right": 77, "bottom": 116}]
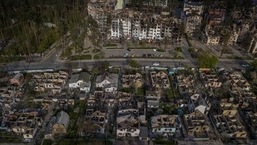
[
  {"left": 124, "top": 53, "right": 128, "bottom": 57},
  {"left": 242, "top": 64, "right": 249, "bottom": 67},
  {"left": 153, "top": 62, "right": 160, "bottom": 66}
]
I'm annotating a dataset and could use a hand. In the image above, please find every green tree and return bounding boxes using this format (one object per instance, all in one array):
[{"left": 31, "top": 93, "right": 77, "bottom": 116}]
[
  {"left": 91, "top": 61, "right": 110, "bottom": 75},
  {"left": 0, "top": 0, "right": 87, "bottom": 58},
  {"left": 197, "top": 52, "right": 218, "bottom": 68},
  {"left": 251, "top": 60, "right": 257, "bottom": 71},
  {"left": 129, "top": 59, "right": 141, "bottom": 68}
]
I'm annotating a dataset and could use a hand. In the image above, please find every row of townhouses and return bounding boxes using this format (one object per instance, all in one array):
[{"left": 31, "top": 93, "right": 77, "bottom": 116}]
[{"left": 1, "top": 66, "right": 257, "bottom": 143}]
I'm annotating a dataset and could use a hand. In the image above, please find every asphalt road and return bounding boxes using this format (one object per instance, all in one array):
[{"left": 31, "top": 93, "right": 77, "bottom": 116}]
[
  {"left": 0, "top": 35, "right": 252, "bottom": 72},
  {"left": 1, "top": 57, "right": 251, "bottom": 72}
]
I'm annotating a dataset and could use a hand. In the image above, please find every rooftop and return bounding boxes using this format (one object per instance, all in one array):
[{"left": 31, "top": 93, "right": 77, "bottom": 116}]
[{"left": 68, "top": 71, "right": 91, "bottom": 84}]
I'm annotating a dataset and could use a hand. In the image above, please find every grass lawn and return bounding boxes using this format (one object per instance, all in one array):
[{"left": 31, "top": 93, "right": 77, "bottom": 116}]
[
  {"left": 175, "top": 47, "right": 183, "bottom": 52},
  {"left": 92, "top": 49, "right": 100, "bottom": 53},
  {"left": 135, "top": 87, "right": 144, "bottom": 96},
  {"left": 93, "top": 54, "right": 104, "bottom": 59},
  {"left": 128, "top": 47, "right": 157, "bottom": 49},
  {"left": 157, "top": 49, "right": 165, "bottom": 52},
  {"left": 42, "top": 139, "right": 53, "bottom": 145},
  {"left": 56, "top": 139, "right": 112, "bottom": 145},
  {"left": 172, "top": 56, "right": 184, "bottom": 59},
  {"left": 154, "top": 139, "right": 178, "bottom": 145},
  {"left": 104, "top": 43, "right": 117, "bottom": 47},
  {"left": 0, "top": 56, "right": 25, "bottom": 63},
  {"left": 105, "top": 47, "right": 122, "bottom": 49},
  {"left": 71, "top": 54, "right": 92, "bottom": 60}
]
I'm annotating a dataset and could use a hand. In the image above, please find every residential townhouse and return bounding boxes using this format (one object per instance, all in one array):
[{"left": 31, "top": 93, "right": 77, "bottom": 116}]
[
  {"left": 183, "top": 109, "right": 215, "bottom": 140},
  {"left": 121, "top": 73, "right": 143, "bottom": 88},
  {"left": 228, "top": 72, "right": 255, "bottom": 100},
  {"left": 33, "top": 97, "right": 75, "bottom": 111},
  {"left": 86, "top": 91, "right": 105, "bottom": 111},
  {"left": 150, "top": 71, "right": 170, "bottom": 91},
  {"left": 45, "top": 111, "right": 70, "bottom": 140},
  {"left": 87, "top": 110, "right": 107, "bottom": 134},
  {"left": 176, "top": 74, "right": 197, "bottom": 95},
  {"left": 68, "top": 71, "right": 91, "bottom": 93},
  {"left": 104, "top": 92, "right": 117, "bottom": 107},
  {"left": 212, "top": 110, "right": 248, "bottom": 140},
  {"left": 200, "top": 70, "right": 222, "bottom": 89},
  {"left": 10, "top": 73, "right": 24, "bottom": 86},
  {"left": 116, "top": 108, "right": 140, "bottom": 137},
  {"left": 175, "top": 72, "right": 201, "bottom": 112},
  {"left": 8, "top": 111, "right": 43, "bottom": 142},
  {"left": 145, "top": 91, "right": 161, "bottom": 109},
  {"left": 96, "top": 73, "right": 119, "bottom": 93},
  {"left": 81, "top": 91, "right": 107, "bottom": 136},
  {"left": 33, "top": 71, "right": 68, "bottom": 94},
  {"left": 117, "top": 92, "right": 133, "bottom": 106},
  {"left": 116, "top": 93, "right": 147, "bottom": 138},
  {"left": 151, "top": 115, "right": 181, "bottom": 138}
]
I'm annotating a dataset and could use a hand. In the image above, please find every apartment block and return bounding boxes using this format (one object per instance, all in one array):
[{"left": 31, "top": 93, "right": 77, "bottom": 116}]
[{"left": 182, "top": 0, "right": 204, "bottom": 37}]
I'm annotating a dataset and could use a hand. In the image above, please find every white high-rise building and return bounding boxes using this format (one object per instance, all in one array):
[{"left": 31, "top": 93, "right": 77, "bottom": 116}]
[
  {"left": 111, "top": 19, "right": 122, "bottom": 38},
  {"left": 121, "top": 18, "right": 132, "bottom": 38}
]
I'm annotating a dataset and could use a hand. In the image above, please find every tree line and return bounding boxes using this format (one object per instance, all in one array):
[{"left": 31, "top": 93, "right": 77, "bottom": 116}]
[{"left": 0, "top": 0, "right": 88, "bottom": 56}]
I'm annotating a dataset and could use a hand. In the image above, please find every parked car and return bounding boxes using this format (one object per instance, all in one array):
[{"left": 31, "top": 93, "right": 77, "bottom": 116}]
[
  {"left": 241, "top": 64, "right": 249, "bottom": 67},
  {"left": 152, "top": 62, "right": 160, "bottom": 66},
  {"left": 124, "top": 53, "right": 128, "bottom": 57}
]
